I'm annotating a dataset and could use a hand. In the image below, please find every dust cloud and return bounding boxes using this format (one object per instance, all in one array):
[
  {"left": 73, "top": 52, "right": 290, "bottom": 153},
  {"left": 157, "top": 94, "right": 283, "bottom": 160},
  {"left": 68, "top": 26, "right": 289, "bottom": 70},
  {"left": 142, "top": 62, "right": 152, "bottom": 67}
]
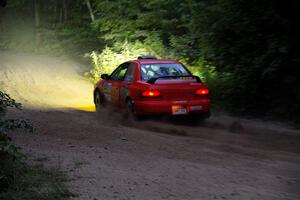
[
  {"left": 0, "top": 51, "right": 94, "bottom": 111},
  {"left": 95, "top": 106, "right": 189, "bottom": 136}
]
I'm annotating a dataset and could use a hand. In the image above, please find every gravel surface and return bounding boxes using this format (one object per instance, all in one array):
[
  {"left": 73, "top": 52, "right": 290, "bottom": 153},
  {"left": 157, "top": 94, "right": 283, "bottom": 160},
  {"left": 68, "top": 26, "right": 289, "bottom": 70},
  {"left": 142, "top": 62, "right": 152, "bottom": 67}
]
[{"left": 9, "top": 109, "right": 300, "bottom": 200}]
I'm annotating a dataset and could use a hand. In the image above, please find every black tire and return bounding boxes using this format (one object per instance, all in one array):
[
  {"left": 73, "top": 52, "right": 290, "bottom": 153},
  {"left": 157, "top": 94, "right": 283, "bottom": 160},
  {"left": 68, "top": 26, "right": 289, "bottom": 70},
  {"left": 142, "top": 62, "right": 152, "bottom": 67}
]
[
  {"left": 94, "top": 90, "right": 104, "bottom": 111},
  {"left": 124, "top": 99, "right": 143, "bottom": 121}
]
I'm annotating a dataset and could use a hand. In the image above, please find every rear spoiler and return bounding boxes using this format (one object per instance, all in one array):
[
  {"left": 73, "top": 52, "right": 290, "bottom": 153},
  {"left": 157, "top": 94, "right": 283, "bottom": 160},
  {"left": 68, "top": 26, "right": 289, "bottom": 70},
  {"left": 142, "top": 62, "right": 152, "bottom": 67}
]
[{"left": 147, "top": 75, "right": 201, "bottom": 84}]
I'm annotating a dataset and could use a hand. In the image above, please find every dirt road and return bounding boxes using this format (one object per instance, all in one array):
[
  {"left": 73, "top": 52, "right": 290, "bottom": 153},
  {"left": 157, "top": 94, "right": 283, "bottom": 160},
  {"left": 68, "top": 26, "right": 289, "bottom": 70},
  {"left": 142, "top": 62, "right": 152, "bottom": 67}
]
[{"left": 2, "top": 52, "right": 300, "bottom": 200}]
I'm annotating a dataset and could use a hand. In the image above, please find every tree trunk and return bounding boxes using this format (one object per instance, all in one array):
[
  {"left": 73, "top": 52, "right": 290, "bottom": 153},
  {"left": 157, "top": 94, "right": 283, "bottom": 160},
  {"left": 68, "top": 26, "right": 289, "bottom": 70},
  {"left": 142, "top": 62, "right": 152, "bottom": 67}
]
[
  {"left": 53, "top": 0, "right": 58, "bottom": 28},
  {"left": 0, "top": 7, "right": 5, "bottom": 35},
  {"left": 59, "top": 3, "right": 63, "bottom": 24},
  {"left": 34, "top": 0, "right": 40, "bottom": 47},
  {"left": 63, "top": 0, "right": 68, "bottom": 22},
  {"left": 34, "top": 0, "right": 40, "bottom": 27},
  {"left": 85, "top": 0, "right": 95, "bottom": 22}
]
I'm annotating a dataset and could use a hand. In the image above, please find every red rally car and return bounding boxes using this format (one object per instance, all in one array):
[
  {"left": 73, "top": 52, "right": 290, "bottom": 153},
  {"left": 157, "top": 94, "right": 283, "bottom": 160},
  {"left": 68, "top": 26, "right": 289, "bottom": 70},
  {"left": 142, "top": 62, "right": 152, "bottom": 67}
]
[{"left": 94, "top": 56, "right": 210, "bottom": 119}]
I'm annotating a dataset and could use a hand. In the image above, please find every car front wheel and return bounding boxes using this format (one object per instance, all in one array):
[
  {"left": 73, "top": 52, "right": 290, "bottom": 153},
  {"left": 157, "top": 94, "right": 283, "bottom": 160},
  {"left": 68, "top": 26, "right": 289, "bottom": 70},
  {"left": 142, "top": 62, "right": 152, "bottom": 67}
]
[{"left": 94, "top": 91, "right": 104, "bottom": 111}]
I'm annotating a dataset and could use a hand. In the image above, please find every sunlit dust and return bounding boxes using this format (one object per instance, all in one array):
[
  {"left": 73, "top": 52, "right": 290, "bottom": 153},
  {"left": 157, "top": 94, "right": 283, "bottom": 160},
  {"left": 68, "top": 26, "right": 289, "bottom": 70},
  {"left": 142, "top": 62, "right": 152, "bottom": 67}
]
[
  {"left": 73, "top": 105, "right": 96, "bottom": 112},
  {"left": 0, "top": 52, "right": 95, "bottom": 112}
]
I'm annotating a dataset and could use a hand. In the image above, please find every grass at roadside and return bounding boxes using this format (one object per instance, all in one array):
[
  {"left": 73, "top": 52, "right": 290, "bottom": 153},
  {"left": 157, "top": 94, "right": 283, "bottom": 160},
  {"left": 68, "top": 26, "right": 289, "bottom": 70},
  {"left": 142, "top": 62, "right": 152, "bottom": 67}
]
[{"left": 0, "top": 154, "right": 74, "bottom": 200}]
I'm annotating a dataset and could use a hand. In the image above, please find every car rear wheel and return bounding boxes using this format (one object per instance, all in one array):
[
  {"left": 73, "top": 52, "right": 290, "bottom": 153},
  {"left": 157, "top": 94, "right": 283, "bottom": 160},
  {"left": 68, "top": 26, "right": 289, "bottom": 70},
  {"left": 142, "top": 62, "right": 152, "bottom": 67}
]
[
  {"left": 124, "top": 99, "right": 143, "bottom": 121},
  {"left": 94, "top": 91, "right": 104, "bottom": 111}
]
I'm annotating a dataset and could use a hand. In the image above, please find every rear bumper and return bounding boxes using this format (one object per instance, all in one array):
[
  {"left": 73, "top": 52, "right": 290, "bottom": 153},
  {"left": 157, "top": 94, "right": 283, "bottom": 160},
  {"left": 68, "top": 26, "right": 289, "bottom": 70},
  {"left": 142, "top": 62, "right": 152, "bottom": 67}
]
[{"left": 134, "top": 99, "right": 210, "bottom": 115}]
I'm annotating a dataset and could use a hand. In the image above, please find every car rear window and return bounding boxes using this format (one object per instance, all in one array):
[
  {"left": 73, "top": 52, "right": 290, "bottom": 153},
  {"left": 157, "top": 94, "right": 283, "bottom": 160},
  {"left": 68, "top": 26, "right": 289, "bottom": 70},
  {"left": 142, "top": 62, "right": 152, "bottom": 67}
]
[{"left": 140, "top": 63, "right": 191, "bottom": 81}]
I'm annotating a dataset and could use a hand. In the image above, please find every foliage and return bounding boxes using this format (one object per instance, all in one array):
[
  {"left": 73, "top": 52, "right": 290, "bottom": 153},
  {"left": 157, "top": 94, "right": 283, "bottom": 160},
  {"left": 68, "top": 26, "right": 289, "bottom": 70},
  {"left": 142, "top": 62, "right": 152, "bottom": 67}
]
[
  {"left": 87, "top": 34, "right": 172, "bottom": 82},
  {"left": 0, "top": 161, "right": 74, "bottom": 200},
  {"left": 186, "top": 0, "right": 300, "bottom": 120},
  {"left": 0, "top": 91, "right": 33, "bottom": 135},
  {"left": 0, "top": 91, "right": 31, "bottom": 195},
  {"left": 187, "top": 58, "right": 233, "bottom": 109}
]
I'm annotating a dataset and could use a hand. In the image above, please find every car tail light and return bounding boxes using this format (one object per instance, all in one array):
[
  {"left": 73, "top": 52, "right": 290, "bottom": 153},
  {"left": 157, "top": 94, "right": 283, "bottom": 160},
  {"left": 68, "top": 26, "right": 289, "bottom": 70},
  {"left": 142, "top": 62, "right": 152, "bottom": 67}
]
[
  {"left": 142, "top": 90, "right": 160, "bottom": 97},
  {"left": 196, "top": 89, "right": 209, "bottom": 95}
]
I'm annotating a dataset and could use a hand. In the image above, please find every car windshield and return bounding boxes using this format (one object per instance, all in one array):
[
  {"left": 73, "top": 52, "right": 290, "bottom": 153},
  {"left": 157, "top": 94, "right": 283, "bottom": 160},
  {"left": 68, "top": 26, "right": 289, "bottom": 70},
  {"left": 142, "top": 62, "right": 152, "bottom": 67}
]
[{"left": 140, "top": 63, "right": 191, "bottom": 81}]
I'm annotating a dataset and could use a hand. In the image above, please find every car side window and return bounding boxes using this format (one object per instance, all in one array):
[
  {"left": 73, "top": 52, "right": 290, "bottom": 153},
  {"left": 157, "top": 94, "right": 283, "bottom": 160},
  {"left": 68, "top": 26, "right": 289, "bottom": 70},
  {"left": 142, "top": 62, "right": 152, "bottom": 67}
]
[
  {"left": 110, "top": 63, "right": 129, "bottom": 81},
  {"left": 124, "top": 63, "right": 136, "bottom": 82}
]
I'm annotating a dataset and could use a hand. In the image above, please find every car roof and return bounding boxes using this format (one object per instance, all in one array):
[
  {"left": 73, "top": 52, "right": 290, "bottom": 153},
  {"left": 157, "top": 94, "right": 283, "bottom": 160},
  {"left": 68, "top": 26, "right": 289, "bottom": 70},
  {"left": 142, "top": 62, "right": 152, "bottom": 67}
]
[{"left": 132, "top": 59, "right": 180, "bottom": 65}]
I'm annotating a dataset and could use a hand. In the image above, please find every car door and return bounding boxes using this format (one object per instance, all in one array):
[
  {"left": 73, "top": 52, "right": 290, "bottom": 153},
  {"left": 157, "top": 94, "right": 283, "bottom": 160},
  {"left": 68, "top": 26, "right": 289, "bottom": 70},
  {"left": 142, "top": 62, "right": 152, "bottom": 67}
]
[
  {"left": 118, "top": 62, "right": 136, "bottom": 105},
  {"left": 109, "top": 62, "right": 130, "bottom": 105}
]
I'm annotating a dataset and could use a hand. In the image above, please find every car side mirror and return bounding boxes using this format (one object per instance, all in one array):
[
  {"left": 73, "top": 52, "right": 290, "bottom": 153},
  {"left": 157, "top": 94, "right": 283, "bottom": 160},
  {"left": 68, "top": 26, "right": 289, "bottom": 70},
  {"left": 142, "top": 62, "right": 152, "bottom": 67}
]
[{"left": 101, "top": 74, "right": 110, "bottom": 80}]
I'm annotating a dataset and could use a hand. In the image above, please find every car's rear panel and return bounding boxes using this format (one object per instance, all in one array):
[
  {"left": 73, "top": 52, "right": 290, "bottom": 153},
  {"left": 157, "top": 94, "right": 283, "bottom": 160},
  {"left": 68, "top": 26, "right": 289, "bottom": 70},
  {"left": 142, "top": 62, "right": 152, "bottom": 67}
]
[
  {"left": 149, "top": 79, "right": 203, "bottom": 100},
  {"left": 131, "top": 79, "right": 210, "bottom": 115}
]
